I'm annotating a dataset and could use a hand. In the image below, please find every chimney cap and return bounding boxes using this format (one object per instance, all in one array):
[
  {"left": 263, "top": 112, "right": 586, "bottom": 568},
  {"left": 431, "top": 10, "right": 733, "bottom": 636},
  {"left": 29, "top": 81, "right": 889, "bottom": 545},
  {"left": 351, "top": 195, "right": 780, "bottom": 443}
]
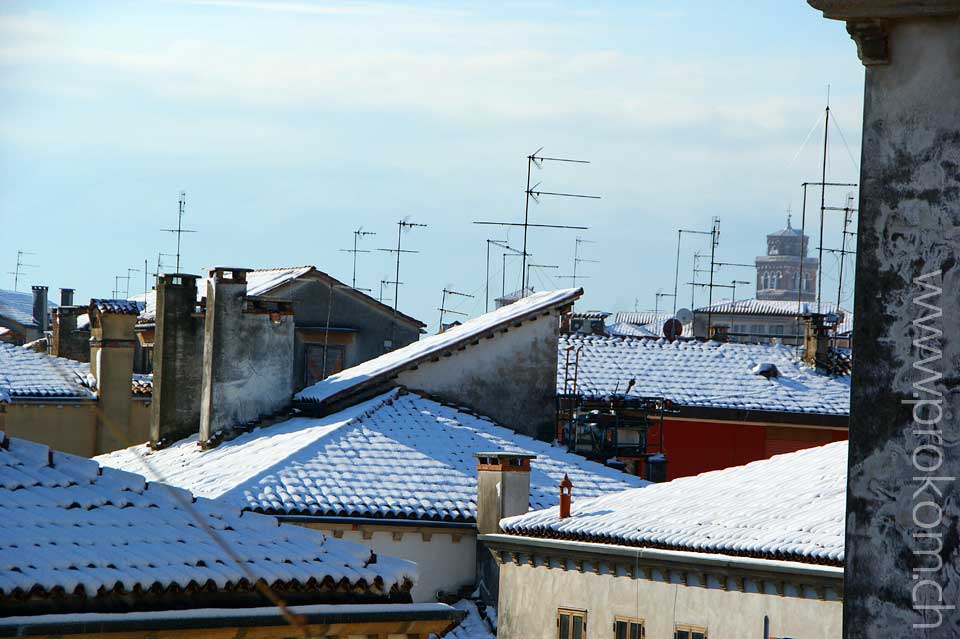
[
  {"left": 31, "top": 285, "right": 48, "bottom": 292},
  {"left": 473, "top": 452, "right": 538, "bottom": 460},
  {"left": 474, "top": 452, "right": 537, "bottom": 472},
  {"left": 559, "top": 474, "right": 573, "bottom": 489}
]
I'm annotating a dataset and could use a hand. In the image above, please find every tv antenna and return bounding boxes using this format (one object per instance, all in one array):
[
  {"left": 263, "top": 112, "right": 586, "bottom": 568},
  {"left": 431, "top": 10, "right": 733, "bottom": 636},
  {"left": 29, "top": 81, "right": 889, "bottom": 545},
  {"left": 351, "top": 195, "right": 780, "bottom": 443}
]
[
  {"left": 161, "top": 191, "right": 197, "bottom": 272},
  {"left": 484, "top": 239, "right": 522, "bottom": 312},
  {"left": 8, "top": 250, "right": 38, "bottom": 291},
  {"left": 474, "top": 148, "right": 598, "bottom": 289},
  {"left": 378, "top": 277, "right": 395, "bottom": 305},
  {"left": 672, "top": 228, "right": 712, "bottom": 316},
  {"left": 653, "top": 290, "right": 675, "bottom": 319},
  {"left": 731, "top": 279, "right": 751, "bottom": 303},
  {"left": 438, "top": 288, "right": 475, "bottom": 330},
  {"left": 125, "top": 267, "right": 141, "bottom": 298},
  {"left": 526, "top": 263, "right": 559, "bottom": 290},
  {"left": 340, "top": 227, "right": 376, "bottom": 289},
  {"left": 558, "top": 237, "right": 598, "bottom": 288}
]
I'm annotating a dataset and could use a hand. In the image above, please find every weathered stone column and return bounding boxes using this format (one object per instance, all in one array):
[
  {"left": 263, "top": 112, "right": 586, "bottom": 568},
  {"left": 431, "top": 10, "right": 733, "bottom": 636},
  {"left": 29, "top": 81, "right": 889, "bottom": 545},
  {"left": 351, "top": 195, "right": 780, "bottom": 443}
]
[{"left": 808, "top": 2, "right": 960, "bottom": 636}]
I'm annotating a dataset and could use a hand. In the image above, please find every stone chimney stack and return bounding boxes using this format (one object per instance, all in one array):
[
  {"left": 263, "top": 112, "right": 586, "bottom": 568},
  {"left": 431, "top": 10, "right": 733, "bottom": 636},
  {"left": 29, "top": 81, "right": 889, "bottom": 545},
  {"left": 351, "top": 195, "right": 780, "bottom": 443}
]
[
  {"left": 89, "top": 300, "right": 139, "bottom": 453},
  {"left": 473, "top": 452, "right": 536, "bottom": 534},
  {"left": 802, "top": 313, "right": 831, "bottom": 369},
  {"left": 59, "top": 288, "right": 74, "bottom": 307},
  {"left": 31, "top": 286, "right": 48, "bottom": 332},
  {"left": 150, "top": 274, "right": 205, "bottom": 448},
  {"left": 198, "top": 267, "right": 294, "bottom": 447},
  {"left": 50, "top": 306, "right": 87, "bottom": 362}
]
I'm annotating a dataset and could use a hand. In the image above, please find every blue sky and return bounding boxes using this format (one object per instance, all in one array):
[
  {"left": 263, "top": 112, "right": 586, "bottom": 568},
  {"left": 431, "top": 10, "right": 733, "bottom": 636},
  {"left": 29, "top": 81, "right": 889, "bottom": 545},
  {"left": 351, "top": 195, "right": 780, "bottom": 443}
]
[{"left": 0, "top": 1, "right": 864, "bottom": 331}]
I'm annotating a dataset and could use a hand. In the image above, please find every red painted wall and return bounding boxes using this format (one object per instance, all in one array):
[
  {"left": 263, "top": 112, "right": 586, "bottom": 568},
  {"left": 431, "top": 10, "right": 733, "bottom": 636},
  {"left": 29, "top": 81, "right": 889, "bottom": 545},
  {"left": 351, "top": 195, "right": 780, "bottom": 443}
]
[{"left": 646, "top": 419, "right": 848, "bottom": 481}]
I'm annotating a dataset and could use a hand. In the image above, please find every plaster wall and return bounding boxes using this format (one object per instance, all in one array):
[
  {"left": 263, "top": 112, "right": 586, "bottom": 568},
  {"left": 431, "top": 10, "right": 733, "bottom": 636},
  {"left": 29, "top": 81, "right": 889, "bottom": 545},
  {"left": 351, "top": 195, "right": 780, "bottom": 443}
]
[
  {"left": 497, "top": 561, "right": 841, "bottom": 639},
  {"left": 397, "top": 312, "right": 560, "bottom": 439},
  {"left": 301, "top": 524, "right": 477, "bottom": 603},
  {"left": 1, "top": 403, "right": 98, "bottom": 456},
  {"left": 843, "top": 16, "right": 960, "bottom": 636},
  {"left": 199, "top": 278, "right": 295, "bottom": 442}
]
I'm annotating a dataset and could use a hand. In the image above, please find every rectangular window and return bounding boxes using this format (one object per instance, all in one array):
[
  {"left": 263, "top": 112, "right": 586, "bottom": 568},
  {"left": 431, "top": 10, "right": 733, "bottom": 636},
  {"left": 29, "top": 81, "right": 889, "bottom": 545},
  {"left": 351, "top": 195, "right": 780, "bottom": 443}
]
[
  {"left": 614, "top": 616, "right": 645, "bottom": 639},
  {"left": 558, "top": 609, "right": 587, "bottom": 639},
  {"left": 675, "top": 624, "right": 708, "bottom": 639}
]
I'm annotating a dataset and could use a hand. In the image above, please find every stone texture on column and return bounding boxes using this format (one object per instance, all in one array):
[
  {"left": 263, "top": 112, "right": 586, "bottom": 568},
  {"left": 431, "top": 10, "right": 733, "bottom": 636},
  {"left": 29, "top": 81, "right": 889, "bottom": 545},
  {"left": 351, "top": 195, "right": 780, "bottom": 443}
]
[{"left": 808, "top": 1, "right": 960, "bottom": 636}]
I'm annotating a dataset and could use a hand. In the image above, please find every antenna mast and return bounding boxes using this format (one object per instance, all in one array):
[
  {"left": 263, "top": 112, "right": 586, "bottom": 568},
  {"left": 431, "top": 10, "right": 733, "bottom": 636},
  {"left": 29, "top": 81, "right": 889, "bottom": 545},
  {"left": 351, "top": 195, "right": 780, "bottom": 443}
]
[
  {"left": 161, "top": 191, "right": 197, "bottom": 273},
  {"left": 558, "top": 237, "right": 598, "bottom": 288},
  {"left": 340, "top": 227, "right": 376, "bottom": 289},
  {"left": 7, "top": 250, "right": 38, "bottom": 291},
  {"left": 378, "top": 218, "right": 426, "bottom": 346},
  {"left": 474, "top": 148, "right": 598, "bottom": 292}
]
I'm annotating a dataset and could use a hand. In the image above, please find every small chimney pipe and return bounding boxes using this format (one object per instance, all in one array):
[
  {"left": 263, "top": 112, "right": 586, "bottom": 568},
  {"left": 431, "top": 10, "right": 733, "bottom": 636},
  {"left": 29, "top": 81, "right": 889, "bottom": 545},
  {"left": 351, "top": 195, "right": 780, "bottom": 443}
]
[
  {"left": 60, "top": 288, "right": 75, "bottom": 307},
  {"left": 559, "top": 474, "right": 573, "bottom": 519},
  {"left": 31, "top": 286, "right": 49, "bottom": 332}
]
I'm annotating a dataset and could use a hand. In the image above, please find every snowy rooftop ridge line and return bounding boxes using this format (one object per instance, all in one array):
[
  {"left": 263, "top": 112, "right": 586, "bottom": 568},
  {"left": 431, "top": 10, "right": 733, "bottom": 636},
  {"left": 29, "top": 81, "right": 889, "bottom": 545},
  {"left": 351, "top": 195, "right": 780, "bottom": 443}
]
[
  {"left": 90, "top": 299, "right": 143, "bottom": 315},
  {"left": 295, "top": 288, "right": 582, "bottom": 405},
  {"left": 0, "top": 431, "right": 416, "bottom": 611},
  {"left": 98, "top": 388, "right": 642, "bottom": 522},
  {"left": 559, "top": 335, "right": 850, "bottom": 416},
  {"left": 0, "top": 342, "right": 93, "bottom": 402},
  {"left": 501, "top": 441, "right": 847, "bottom": 566}
]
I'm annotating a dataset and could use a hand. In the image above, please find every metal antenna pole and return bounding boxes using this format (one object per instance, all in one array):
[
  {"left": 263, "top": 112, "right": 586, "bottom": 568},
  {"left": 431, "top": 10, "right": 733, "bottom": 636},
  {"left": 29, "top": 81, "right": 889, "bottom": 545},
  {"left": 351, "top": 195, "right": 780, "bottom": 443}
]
[
  {"left": 731, "top": 280, "right": 750, "bottom": 304},
  {"left": 125, "top": 267, "right": 141, "bottom": 298},
  {"left": 377, "top": 219, "right": 426, "bottom": 345},
  {"left": 341, "top": 227, "right": 375, "bottom": 289},
  {"left": 837, "top": 194, "right": 855, "bottom": 310},
  {"left": 526, "top": 263, "right": 559, "bottom": 290},
  {"left": 706, "top": 217, "right": 720, "bottom": 337},
  {"left": 161, "top": 191, "right": 196, "bottom": 273},
  {"left": 817, "top": 93, "right": 831, "bottom": 314},
  {"left": 8, "top": 250, "right": 38, "bottom": 292},
  {"left": 690, "top": 251, "right": 702, "bottom": 309},
  {"left": 565, "top": 237, "right": 598, "bottom": 288}
]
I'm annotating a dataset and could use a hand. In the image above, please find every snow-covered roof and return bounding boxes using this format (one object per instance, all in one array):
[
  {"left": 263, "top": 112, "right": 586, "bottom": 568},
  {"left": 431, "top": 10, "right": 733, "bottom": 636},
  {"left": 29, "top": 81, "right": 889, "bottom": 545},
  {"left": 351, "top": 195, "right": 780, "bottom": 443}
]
[
  {"left": 90, "top": 299, "right": 143, "bottom": 315},
  {"left": 611, "top": 310, "right": 672, "bottom": 327},
  {"left": 296, "top": 289, "right": 582, "bottom": 405},
  {"left": 440, "top": 600, "right": 496, "bottom": 639},
  {"left": 0, "top": 432, "right": 416, "bottom": 610},
  {"left": 501, "top": 441, "right": 846, "bottom": 565},
  {"left": 559, "top": 335, "right": 850, "bottom": 416},
  {"left": 694, "top": 297, "right": 849, "bottom": 318},
  {"left": 0, "top": 288, "right": 55, "bottom": 328},
  {"left": 98, "top": 389, "right": 642, "bottom": 522},
  {"left": 0, "top": 342, "right": 93, "bottom": 401},
  {"left": 605, "top": 321, "right": 658, "bottom": 338}
]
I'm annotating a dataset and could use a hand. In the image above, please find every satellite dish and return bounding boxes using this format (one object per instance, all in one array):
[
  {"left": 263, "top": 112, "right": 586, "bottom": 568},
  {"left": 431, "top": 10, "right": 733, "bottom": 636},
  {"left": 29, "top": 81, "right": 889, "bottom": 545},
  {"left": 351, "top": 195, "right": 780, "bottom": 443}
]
[
  {"left": 663, "top": 318, "right": 683, "bottom": 339},
  {"left": 675, "top": 308, "right": 694, "bottom": 324}
]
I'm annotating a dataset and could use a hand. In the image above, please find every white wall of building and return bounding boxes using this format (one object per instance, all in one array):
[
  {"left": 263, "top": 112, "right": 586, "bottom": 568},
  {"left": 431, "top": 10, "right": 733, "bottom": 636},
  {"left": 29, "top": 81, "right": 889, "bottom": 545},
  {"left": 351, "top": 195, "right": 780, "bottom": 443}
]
[{"left": 496, "top": 560, "right": 841, "bottom": 639}]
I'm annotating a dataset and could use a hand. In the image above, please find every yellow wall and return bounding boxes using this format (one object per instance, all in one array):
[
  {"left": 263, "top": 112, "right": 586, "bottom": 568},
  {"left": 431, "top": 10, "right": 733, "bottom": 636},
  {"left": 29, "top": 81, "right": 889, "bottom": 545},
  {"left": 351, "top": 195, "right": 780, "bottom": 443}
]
[{"left": 2, "top": 403, "right": 99, "bottom": 457}]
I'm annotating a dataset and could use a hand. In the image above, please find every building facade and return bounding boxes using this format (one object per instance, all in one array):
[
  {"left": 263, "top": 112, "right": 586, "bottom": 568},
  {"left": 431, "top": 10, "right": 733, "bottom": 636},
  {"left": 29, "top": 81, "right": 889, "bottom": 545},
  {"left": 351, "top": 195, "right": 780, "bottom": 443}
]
[{"left": 755, "top": 216, "right": 818, "bottom": 302}]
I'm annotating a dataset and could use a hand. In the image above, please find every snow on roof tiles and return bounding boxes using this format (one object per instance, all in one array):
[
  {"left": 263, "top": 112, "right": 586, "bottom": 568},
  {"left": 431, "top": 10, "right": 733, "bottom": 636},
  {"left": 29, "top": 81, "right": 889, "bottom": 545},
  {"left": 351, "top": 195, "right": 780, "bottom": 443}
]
[
  {"left": 560, "top": 335, "right": 850, "bottom": 415},
  {"left": 0, "top": 342, "right": 93, "bottom": 401},
  {"left": 90, "top": 299, "right": 143, "bottom": 315},
  {"left": 296, "top": 288, "right": 582, "bottom": 405},
  {"left": 98, "top": 389, "right": 642, "bottom": 522},
  {"left": 501, "top": 441, "right": 847, "bottom": 565},
  {"left": 0, "top": 288, "right": 55, "bottom": 328},
  {"left": 0, "top": 432, "right": 415, "bottom": 606},
  {"left": 694, "top": 297, "right": 849, "bottom": 317},
  {"left": 605, "top": 321, "right": 658, "bottom": 338}
]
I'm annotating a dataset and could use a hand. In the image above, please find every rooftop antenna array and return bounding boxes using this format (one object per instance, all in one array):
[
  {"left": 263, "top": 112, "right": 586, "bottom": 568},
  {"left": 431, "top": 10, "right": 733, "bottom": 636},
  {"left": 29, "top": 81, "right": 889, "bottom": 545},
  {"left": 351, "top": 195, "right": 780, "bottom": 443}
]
[
  {"left": 378, "top": 278, "right": 394, "bottom": 305},
  {"left": 378, "top": 218, "right": 426, "bottom": 346},
  {"left": 340, "top": 227, "right": 376, "bottom": 290},
  {"left": 474, "top": 148, "right": 598, "bottom": 291},
  {"left": 125, "top": 267, "right": 141, "bottom": 299},
  {"left": 8, "top": 250, "right": 38, "bottom": 292},
  {"left": 161, "top": 191, "right": 196, "bottom": 273},
  {"left": 653, "top": 290, "right": 675, "bottom": 319},
  {"left": 558, "top": 237, "right": 598, "bottom": 289},
  {"left": 673, "top": 228, "right": 712, "bottom": 316},
  {"left": 526, "top": 263, "right": 559, "bottom": 290},
  {"left": 438, "top": 288, "right": 475, "bottom": 330}
]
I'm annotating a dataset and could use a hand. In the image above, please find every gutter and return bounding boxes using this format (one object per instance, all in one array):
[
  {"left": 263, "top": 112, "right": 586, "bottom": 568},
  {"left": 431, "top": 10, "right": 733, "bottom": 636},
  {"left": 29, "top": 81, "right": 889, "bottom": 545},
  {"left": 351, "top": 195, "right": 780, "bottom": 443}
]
[
  {"left": 0, "top": 603, "right": 465, "bottom": 637},
  {"left": 277, "top": 514, "right": 476, "bottom": 531},
  {"left": 479, "top": 533, "right": 844, "bottom": 581}
]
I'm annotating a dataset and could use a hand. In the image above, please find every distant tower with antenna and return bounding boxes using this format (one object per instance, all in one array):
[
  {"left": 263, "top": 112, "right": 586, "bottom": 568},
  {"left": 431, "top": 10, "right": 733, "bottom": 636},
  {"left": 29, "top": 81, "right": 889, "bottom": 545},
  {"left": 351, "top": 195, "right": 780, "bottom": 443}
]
[{"left": 755, "top": 212, "right": 818, "bottom": 302}]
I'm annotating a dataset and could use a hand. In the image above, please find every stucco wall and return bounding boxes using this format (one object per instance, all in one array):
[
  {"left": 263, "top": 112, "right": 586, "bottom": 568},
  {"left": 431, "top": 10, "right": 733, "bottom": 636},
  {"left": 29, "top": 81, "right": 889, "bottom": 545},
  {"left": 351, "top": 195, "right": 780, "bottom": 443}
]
[
  {"left": 2, "top": 403, "right": 99, "bottom": 456},
  {"left": 496, "top": 561, "right": 842, "bottom": 639},
  {"left": 397, "top": 312, "right": 561, "bottom": 439},
  {"left": 199, "top": 278, "right": 295, "bottom": 442},
  {"left": 842, "top": 16, "right": 960, "bottom": 636},
  {"left": 300, "top": 523, "right": 477, "bottom": 603}
]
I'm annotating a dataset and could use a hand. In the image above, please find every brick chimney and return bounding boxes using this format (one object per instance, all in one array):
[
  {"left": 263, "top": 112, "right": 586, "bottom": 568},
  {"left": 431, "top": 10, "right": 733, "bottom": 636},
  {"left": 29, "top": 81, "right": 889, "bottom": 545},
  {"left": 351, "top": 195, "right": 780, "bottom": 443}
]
[
  {"left": 473, "top": 452, "right": 536, "bottom": 534},
  {"left": 198, "top": 267, "right": 294, "bottom": 447},
  {"left": 151, "top": 274, "right": 205, "bottom": 448},
  {"left": 802, "top": 313, "right": 831, "bottom": 369},
  {"left": 59, "top": 288, "right": 74, "bottom": 307},
  {"left": 558, "top": 474, "right": 573, "bottom": 519},
  {"left": 31, "top": 286, "right": 48, "bottom": 332},
  {"left": 89, "top": 300, "right": 139, "bottom": 453}
]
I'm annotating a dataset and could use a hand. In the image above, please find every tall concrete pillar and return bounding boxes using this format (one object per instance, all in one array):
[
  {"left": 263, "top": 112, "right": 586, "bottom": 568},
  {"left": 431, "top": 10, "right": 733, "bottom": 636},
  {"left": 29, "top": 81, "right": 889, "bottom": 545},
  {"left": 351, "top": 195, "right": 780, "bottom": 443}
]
[
  {"left": 150, "top": 274, "right": 204, "bottom": 448},
  {"left": 808, "top": 2, "right": 960, "bottom": 636}
]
